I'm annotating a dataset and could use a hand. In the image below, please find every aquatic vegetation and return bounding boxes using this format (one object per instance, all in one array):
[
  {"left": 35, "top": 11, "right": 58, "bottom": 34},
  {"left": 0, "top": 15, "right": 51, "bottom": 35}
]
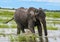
[
  {"left": 47, "top": 26, "right": 58, "bottom": 30},
  {"left": 9, "top": 34, "right": 37, "bottom": 42}
]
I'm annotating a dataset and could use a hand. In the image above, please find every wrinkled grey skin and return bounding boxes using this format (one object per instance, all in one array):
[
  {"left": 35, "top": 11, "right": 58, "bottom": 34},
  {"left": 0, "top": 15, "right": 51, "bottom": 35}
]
[{"left": 4, "top": 7, "right": 47, "bottom": 36}]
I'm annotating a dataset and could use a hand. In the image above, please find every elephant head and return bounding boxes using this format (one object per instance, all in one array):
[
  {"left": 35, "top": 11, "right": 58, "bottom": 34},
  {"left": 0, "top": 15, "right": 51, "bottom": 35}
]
[
  {"left": 27, "top": 7, "right": 39, "bottom": 22},
  {"left": 35, "top": 8, "right": 47, "bottom": 36}
]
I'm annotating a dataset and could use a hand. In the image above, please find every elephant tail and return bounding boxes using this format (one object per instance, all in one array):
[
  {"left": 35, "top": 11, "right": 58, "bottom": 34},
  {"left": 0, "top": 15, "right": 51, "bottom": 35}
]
[{"left": 4, "top": 17, "right": 14, "bottom": 24}]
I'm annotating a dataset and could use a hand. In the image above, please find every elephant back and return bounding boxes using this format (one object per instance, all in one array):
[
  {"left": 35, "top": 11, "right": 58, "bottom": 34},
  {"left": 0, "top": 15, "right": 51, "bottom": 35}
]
[{"left": 14, "top": 7, "right": 28, "bottom": 24}]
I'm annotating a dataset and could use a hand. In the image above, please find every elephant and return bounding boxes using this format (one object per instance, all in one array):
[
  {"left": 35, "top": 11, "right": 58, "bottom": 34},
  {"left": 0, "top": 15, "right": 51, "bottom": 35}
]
[{"left": 4, "top": 7, "right": 47, "bottom": 36}]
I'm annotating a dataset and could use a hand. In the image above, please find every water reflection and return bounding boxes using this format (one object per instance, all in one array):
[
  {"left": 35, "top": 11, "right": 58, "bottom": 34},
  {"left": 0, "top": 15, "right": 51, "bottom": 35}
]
[
  {"left": 45, "top": 37, "right": 49, "bottom": 42},
  {"left": 39, "top": 36, "right": 48, "bottom": 42},
  {"left": 28, "top": 36, "right": 36, "bottom": 42},
  {"left": 29, "top": 36, "right": 49, "bottom": 42}
]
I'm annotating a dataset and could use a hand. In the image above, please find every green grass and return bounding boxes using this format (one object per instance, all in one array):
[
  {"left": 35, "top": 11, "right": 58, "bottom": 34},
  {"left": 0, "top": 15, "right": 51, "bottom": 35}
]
[
  {"left": 47, "top": 21, "right": 60, "bottom": 24},
  {"left": 0, "top": 11, "right": 14, "bottom": 17},
  {"left": 46, "top": 12, "right": 60, "bottom": 18},
  {"left": 0, "top": 24, "right": 17, "bottom": 28},
  {"left": 0, "top": 24, "right": 9, "bottom": 28},
  {"left": 47, "top": 26, "right": 58, "bottom": 30}
]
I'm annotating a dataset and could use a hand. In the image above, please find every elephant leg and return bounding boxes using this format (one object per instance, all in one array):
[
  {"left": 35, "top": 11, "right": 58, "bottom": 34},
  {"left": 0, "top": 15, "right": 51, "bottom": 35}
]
[
  {"left": 28, "top": 20, "right": 35, "bottom": 33},
  {"left": 17, "top": 22, "right": 25, "bottom": 34},
  {"left": 41, "top": 18, "right": 47, "bottom": 36},
  {"left": 37, "top": 21, "right": 42, "bottom": 36},
  {"left": 21, "top": 27, "right": 25, "bottom": 33},
  {"left": 17, "top": 25, "right": 21, "bottom": 34}
]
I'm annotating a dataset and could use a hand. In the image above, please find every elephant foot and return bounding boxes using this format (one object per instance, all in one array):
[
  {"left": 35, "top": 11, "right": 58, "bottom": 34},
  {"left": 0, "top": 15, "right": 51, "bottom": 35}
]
[
  {"left": 45, "top": 34, "right": 47, "bottom": 36},
  {"left": 17, "top": 31, "right": 20, "bottom": 35},
  {"left": 22, "top": 31, "right": 25, "bottom": 33},
  {"left": 44, "top": 32, "right": 48, "bottom": 36}
]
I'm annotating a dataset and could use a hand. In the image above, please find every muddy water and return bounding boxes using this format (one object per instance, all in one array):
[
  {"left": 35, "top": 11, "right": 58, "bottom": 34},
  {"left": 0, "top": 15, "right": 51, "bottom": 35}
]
[{"left": 0, "top": 28, "right": 60, "bottom": 42}]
